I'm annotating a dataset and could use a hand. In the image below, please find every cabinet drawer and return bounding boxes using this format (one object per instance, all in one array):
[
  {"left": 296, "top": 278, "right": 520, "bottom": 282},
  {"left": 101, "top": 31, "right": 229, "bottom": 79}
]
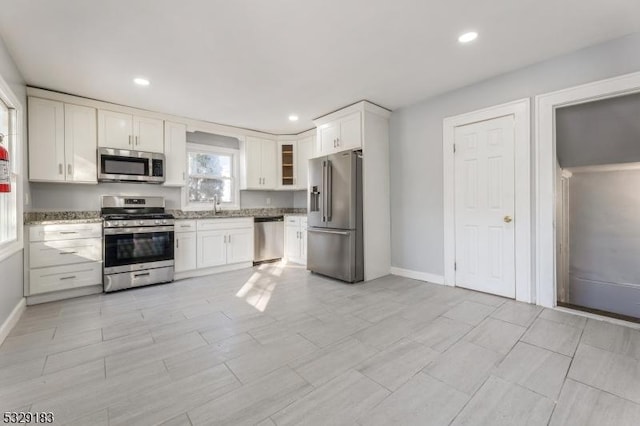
[
  {"left": 29, "top": 223, "right": 102, "bottom": 242},
  {"left": 175, "top": 220, "right": 197, "bottom": 232},
  {"left": 197, "top": 218, "right": 253, "bottom": 231},
  {"left": 285, "top": 216, "right": 300, "bottom": 226},
  {"left": 30, "top": 262, "right": 102, "bottom": 295},
  {"left": 30, "top": 237, "right": 102, "bottom": 268}
]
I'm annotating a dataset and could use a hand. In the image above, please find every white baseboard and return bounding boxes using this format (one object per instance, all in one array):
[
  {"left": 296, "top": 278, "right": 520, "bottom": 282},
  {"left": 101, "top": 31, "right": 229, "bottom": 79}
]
[
  {"left": 0, "top": 298, "right": 26, "bottom": 345},
  {"left": 175, "top": 262, "right": 253, "bottom": 281},
  {"left": 390, "top": 267, "right": 445, "bottom": 285}
]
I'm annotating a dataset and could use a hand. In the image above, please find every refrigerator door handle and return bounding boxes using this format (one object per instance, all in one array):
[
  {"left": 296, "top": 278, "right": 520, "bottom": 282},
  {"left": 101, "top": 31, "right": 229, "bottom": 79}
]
[
  {"left": 322, "top": 160, "right": 327, "bottom": 222},
  {"left": 308, "top": 228, "right": 350, "bottom": 236},
  {"left": 326, "top": 160, "right": 332, "bottom": 222}
]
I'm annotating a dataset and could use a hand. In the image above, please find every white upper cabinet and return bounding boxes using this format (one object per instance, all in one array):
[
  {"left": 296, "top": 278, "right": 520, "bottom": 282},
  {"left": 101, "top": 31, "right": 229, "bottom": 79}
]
[
  {"left": 315, "top": 112, "right": 362, "bottom": 156},
  {"left": 64, "top": 104, "right": 98, "bottom": 183},
  {"left": 98, "top": 110, "right": 164, "bottom": 153},
  {"left": 242, "top": 136, "right": 277, "bottom": 190},
  {"left": 296, "top": 136, "right": 314, "bottom": 189},
  {"left": 163, "top": 121, "right": 187, "bottom": 186},
  {"left": 28, "top": 97, "right": 97, "bottom": 183}
]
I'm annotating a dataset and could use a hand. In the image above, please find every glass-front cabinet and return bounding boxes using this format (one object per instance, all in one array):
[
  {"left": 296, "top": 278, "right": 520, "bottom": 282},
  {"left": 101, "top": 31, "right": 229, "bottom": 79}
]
[{"left": 278, "top": 141, "right": 296, "bottom": 188}]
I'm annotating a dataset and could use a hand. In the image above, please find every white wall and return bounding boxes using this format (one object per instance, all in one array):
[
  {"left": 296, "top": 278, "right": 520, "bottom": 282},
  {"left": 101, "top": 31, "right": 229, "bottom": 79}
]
[
  {"left": 0, "top": 34, "right": 27, "bottom": 327},
  {"left": 390, "top": 32, "right": 640, "bottom": 277}
]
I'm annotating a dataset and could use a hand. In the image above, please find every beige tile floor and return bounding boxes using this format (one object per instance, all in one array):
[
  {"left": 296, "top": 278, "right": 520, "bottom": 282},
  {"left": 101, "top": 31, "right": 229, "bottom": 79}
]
[{"left": 1, "top": 262, "right": 640, "bottom": 425}]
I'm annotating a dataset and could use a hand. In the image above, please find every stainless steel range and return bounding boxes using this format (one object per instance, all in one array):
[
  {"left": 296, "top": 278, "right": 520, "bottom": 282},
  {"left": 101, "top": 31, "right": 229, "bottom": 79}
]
[{"left": 101, "top": 195, "right": 175, "bottom": 292}]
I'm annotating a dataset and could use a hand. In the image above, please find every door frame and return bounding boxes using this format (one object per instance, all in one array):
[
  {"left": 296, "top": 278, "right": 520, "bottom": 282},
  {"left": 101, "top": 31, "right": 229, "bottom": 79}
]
[
  {"left": 535, "top": 71, "right": 640, "bottom": 307},
  {"left": 443, "top": 98, "right": 532, "bottom": 302}
]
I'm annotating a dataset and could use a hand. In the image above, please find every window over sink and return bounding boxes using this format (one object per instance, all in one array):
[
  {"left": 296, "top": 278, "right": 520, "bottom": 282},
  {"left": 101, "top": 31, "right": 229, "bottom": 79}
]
[{"left": 183, "top": 143, "right": 239, "bottom": 210}]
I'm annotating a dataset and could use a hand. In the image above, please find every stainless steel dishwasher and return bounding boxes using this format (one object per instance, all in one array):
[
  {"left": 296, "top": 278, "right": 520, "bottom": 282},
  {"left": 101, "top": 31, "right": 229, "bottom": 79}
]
[{"left": 254, "top": 216, "right": 284, "bottom": 263}]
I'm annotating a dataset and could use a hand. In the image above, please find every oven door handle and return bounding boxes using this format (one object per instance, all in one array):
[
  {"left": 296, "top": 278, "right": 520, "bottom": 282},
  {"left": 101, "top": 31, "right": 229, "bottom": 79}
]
[{"left": 104, "top": 226, "right": 175, "bottom": 235}]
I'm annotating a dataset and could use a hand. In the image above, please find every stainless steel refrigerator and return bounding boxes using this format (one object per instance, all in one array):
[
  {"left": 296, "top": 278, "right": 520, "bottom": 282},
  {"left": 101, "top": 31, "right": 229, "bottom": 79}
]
[{"left": 307, "top": 150, "right": 363, "bottom": 282}]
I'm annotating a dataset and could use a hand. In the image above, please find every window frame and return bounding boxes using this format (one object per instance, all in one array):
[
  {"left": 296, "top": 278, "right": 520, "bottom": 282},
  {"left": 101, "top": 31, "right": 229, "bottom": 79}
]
[
  {"left": 0, "top": 74, "right": 23, "bottom": 263},
  {"left": 182, "top": 143, "right": 240, "bottom": 211}
]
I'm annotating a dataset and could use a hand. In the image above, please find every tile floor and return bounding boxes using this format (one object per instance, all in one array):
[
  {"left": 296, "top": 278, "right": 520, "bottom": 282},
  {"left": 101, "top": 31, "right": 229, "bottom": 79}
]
[{"left": 1, "top": 262, "right": 640, "bottom": 425}]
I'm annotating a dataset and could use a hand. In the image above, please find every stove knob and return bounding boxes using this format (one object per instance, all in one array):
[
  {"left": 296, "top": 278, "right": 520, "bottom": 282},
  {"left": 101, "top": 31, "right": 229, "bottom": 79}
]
[
  {"left": 139, "top": 220, "right": 145, "bottom": 225},
  {"left": 155, "top": 220, "right": 160, "bottom": 225},
  {"left": 119, "top": 222, "right": 125, "bottom": 227},
  {"left": 162, "top": 220, "right": 168, "bottom": 224}
]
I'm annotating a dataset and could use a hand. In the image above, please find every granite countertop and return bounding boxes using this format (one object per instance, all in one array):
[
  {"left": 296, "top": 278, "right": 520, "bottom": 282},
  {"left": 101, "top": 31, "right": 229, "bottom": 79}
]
[
  {"left": 170, "top": 208, "right": 306, "bottom": 220},
  {"left": 24, "top": 209, "right": 307, "bottom": 225},
  {"left": 24, "top": 211, "right": 102, "bottom": 225}
]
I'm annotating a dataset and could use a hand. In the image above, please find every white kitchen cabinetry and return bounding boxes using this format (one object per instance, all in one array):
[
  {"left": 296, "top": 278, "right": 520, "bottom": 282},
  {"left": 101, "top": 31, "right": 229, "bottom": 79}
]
[
  {"left": 174, "top": 220, "right": 197, "bottom": 272},
  {"left": 284, "top": 216, "right": 307, "bottom": 265},
  {"left": 296, "top": 136, "right": 314, "bottom": 189},
  {"left": 316, "top": 112, "right": 362, "bottom": 156},
  {"left": 98, "top": 110, "right": 164, "bottom": 153},
  {"left": 186, "top": 218, "right": 254, "bottom": 274},
  {"left": 164, "top": 121, "right": 187, "bottom": 186},
  {"left": 243, "top": 137, "right": 277, "bottom": 189},
  {"left": 27, "top": 223, "right": 103, "bottom": 296},
  {"left": 28, "top": 97, "right": 98, "bottom": 183}
]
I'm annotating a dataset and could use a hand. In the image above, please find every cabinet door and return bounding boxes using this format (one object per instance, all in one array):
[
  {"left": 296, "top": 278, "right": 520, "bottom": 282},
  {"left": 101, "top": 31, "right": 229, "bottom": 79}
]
[
  {"left": 319, "top": 121, "right": 339, "bottom": 155},
  {"left": 164, "top": 121, "right": 187, "bottom": 186},
  {"left": 285, "top": 225, "right": 300, "bottom": 260},
  {"left": 338, "top": 112, "right": 362, "bottom": 151},
  {"left": 261, "top": 139, "right": 278, "bottom": 189},
  {"left": 244, "top": 137, "right": 263, "bottom": 188},
  {"left": 64, "top": 104, "right": 97, "bottom": 183},
  {"left": 175, "top": 231, "right": 197, "bottom": 272},
  {"left": 278, "top": 141, "right": 296, "bottom": 189},
  {"left": 197, "top": 230, "right": 227, "bottom": 268},
  {"left": 296, "top": 136, "right": 313, "bottom": 189},
  {"left": 226, "top": 228, "right": 254, "bottom": 264},
  {"left": 28, "top": 97, "right": 65, "bottom": 182},
  {"left": 98, "top": 110, "right": 133, "bottom": 149},
  {"left": 133, "top": 116, "right": 164, "bottom": 153}
]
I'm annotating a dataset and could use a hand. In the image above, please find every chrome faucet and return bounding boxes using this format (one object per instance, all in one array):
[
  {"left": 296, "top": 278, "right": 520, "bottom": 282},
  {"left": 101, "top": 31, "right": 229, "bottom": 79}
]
[{"left": 213, "top": 194, "right": 219, "bottom": 214}]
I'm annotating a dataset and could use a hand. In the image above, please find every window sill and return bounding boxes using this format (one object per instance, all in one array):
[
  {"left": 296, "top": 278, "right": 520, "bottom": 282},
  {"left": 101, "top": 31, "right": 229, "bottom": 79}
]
[{"left": 181, "top": 204, "right": 240, "bottom": 212}]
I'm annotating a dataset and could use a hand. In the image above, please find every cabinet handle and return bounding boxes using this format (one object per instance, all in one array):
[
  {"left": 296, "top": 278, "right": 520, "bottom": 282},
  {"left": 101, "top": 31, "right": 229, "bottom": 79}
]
[
  {"left": 336, "top": 137, "right": 340, "bottom": 146},
  {"left": 134, "top": 272, "right": 150, "bottom": 278},
  {"left": 135, "top": 136, "right": 139, "bottom": 146},
  {"left": 182, "top": 172, "right": 185, "bottom": 181},
  {"left": 224, "top": 235, "right": 227, "bottom": 243},
  {"left": 176, "top": 239, "right": 179, "bottom": 249},
  {"left": 68, "top": 164, "right": 73, "bottom": 176},
  {"left": 59, "top": 231, "right": 78, "bottom": 234},
  {"left": 129, "top": 135, "right": 132, "bottom": 145},
  {"left": 59, "top": 251, "right": 78, "bottom": 255},
  {"left": 58, "top": 164, "right": 63, "bottom": 175},
  {"left": 228, "top": 234, "right": 231, "bottom": 243},
  {"left": 59, "top": 275, "right": 76, "bottom": 281}
]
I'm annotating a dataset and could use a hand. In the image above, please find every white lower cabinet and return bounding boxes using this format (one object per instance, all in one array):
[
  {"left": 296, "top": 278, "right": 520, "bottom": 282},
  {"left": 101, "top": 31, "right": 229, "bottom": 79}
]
[
  {"left": 27, "top": 223, "right": 103, "bottom": 296},
  {"left": 175, "top": 218, "right": 254, "bottom": 277},
  {"left": 284, "top": 216, "right": 307, "bottom": 265},
  {"left": 175, "top": 231, "right": 197, "bottom": 273}
]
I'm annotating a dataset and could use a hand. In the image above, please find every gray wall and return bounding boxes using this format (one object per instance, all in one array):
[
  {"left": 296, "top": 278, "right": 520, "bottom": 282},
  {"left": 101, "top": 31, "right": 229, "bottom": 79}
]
[
  {"left": 557, "top": 92, "right": 640, "bottom": 167},
  {"left": 0, "top": 33, "right": 27, "bottom": 327},
  {"left": 390, "top": 32, "right": 640, "bottom": 276},
  {"left": 568, "top": 170, "right": 640, "bottom": 318}
]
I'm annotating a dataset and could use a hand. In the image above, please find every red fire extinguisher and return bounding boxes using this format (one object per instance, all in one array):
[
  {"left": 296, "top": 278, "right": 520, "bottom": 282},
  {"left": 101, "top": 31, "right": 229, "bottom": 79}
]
[{"left": 0, "top": 134, "right": 10, "bottom": 193}]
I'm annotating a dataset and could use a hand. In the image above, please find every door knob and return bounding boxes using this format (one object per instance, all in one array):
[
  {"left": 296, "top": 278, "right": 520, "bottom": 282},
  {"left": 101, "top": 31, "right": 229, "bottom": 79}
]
[{"left": 504, "top": 215, "right": 513, "bottom": 223}]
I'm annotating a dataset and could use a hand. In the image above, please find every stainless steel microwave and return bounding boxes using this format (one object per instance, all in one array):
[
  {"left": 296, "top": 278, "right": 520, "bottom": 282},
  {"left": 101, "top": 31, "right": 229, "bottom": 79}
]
[{"left": 98, "top": 148, "right": 165, "bottom": 183}]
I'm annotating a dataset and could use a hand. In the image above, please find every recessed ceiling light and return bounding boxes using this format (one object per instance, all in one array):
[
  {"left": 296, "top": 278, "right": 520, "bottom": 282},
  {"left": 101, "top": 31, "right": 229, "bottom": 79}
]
[
  {"left": 288, "top": 115, "right": 299, "bottom": 122},
  {"left": 458, "top": 31, "right": 478, "bottom": 44},
  {"left": 133, "top": 77, "right": 150, "bottom": 86}
]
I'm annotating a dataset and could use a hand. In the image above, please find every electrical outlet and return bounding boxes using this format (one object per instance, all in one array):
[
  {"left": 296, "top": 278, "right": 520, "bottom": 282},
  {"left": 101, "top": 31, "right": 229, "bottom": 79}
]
[
  {"left": 266, "top": 197, "right": 271, "bottom": 205},
  {"left": 24, "top": 192, "right": 30, "bottom": 205}
]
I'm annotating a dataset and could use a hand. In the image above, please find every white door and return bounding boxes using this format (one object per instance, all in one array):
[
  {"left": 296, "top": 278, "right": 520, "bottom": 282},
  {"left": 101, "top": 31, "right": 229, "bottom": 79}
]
[
  {"left": 319, "top": 122, "right": 339, "bottom": 155},
  {"left": 339, "top": 112, "right": 362, "bottom": 151},
  {"left": 197, "top": 230, "right": 227, "bottom": 268},
  {"left": 261, "top": 139, "right": 278, "bottom": 189},
  {"left": 244, "top": 137, "right": 263, "bottom": 188},
  {"left": 98, "top": 110, "right": 132, "bottom": 149},
  {"left": 175, "top": 231, "right": 197, "bottom": 272},
  {"left": 454, "top": 115, "right": 515, "bottom": 298},
  {"left": 133, "top": 116, "right": 164, "bottom": 153},
  {"left": 296, "top": 136, "right": 313, "bottom": 189},
  {"left": 226, "top": 228, "right": 254, "bottom": 264},
  {"left": 64, "top": 104, "right": 97, "bottom": 183},
  {"left": 28, "top": 98, "right": 65, "bottom": 182},
  {"left": 285, "top": 225, "right": 300, "bottom": 260},
  {"left": 164, "top": 121, "right": 187, "bottom": 186}
]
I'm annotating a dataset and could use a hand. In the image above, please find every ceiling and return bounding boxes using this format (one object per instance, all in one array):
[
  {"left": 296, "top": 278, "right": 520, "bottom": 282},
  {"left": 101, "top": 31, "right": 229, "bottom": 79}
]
[{"left": 0, "top": 0, "right": 639, "bottom": 134}]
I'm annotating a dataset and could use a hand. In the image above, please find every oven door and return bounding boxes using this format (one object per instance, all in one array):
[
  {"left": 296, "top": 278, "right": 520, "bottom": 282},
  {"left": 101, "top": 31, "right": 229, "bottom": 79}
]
[{"left": 103, "top": 226, "right": 174, "bottom": 274}]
